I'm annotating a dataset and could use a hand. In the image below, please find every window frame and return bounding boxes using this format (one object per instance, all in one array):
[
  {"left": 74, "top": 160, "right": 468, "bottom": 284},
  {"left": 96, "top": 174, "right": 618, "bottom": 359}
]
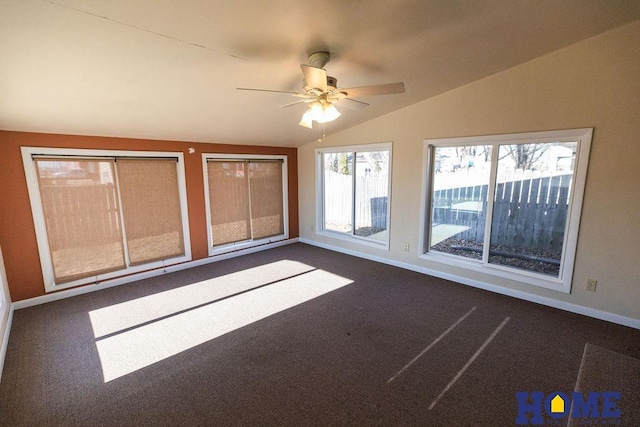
[
  {"left": 315, "top": 142, "right": 393, "bottom": 250},
  {"left": 419, "top": 128, "right": 593, "bottom": 293},
  {"left": 202, "top": 153, "right": 289, "bottom": 257},
  {"left": 0, "top": 245, "right": 8, "bottom": 318},
  {"left": 21, "top": 147, "right": 192, "bottom": 293}
]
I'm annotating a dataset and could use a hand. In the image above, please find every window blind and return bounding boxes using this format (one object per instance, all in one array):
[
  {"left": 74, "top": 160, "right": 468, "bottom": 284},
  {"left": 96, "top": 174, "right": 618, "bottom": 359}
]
[
  {"left": 207, "top": 161, "right": 251, "bottom": 245},
  {"left": 116, "top": 159, "right": 185, "bottom": 265},
  {"left": 206, "top": 159, "right": 284, "bottom": 246},
  {"left": 34, "top": 158, "right": 126, "bottom": 283}
]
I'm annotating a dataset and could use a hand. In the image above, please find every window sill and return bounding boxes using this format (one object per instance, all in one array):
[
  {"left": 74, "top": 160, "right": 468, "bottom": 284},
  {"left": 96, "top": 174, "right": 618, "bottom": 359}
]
[
  {"left": 45, "top": 254, "right": 193, "bottom": 293},
  {"left": 419, "top": 251, "right": 569, "bottom": 293}
]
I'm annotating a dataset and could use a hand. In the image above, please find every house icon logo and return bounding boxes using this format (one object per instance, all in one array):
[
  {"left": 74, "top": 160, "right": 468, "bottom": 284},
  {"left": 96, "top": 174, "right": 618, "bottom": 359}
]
[{"left": 550, "top": 394, "right": 565, "bottom": 414}]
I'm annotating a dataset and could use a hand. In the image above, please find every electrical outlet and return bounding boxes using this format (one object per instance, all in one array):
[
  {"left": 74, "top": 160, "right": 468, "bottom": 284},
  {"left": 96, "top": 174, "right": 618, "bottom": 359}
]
[
  {"left": 586, "top": 278, "right": 598, "bottom": 292},
  {"left": 403, "top": 243, "right": 410, "bottom": 252}
]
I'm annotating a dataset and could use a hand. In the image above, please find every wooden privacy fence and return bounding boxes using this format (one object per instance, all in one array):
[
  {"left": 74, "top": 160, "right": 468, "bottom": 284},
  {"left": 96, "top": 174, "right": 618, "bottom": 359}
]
[
  {"left": 433, "top": 173, "right": 573, "bottom": 252},
  {"left": 40, "top": 183, "right": 122, "bottom": 250},
  {"left": 324, "top": 170, "right": 388, "bottom": 230}
]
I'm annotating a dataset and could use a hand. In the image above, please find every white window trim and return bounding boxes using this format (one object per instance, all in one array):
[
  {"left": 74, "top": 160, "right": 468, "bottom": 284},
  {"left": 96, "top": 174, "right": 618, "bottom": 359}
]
[
  {"left": 202, "top": 153, "right": 289, "bottom": 257},
  {"left": 0, "top": 245, "right": 9, "bottom": 320},
  {"left": 21, "top": 147, "right": 192, "bottom": 293},
  {"left": 419, "top": 128, "right": 593, "bottom": 293},
  {"left": 315, "top": 142, "right": 393, "bottom": 250}
]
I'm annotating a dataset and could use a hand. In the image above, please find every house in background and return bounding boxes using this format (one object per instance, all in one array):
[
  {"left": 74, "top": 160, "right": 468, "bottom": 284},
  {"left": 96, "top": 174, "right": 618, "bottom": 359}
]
[{"left": 1, "top": 1, "right": 640, "bottom": 371}]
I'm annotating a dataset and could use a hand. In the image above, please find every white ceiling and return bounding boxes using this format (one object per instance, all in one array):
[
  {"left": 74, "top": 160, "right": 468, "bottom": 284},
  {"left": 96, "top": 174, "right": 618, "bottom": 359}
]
[{"left": 1, "top": 0, "right": 639, "bottom": 147}]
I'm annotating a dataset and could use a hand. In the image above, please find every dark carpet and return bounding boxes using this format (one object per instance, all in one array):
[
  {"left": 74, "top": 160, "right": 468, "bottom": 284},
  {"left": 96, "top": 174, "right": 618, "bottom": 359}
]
[
  {"left": 568, "top": 344, "right": 640, "bottom": 426},
  {"left": 0, "top": 243, "right": 638, "bottom": 426}
]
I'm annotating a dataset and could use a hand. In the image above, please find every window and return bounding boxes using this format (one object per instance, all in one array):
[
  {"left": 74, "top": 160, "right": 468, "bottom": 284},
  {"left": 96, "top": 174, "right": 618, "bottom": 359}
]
[
  {"left": 317, "top": 143, "right": 392, "bottom": 248},
  {"left": 203, "top": 154, "right": 288, "bottom": 256},
  {"left": 0, "top": 245, "right": 7, "bottom": 316},
  {"left": 21, "top": 147, "right": 192, "bottom": 292},
  {"left": 422, "top": 129, "right": 592, "bottom": 293}
]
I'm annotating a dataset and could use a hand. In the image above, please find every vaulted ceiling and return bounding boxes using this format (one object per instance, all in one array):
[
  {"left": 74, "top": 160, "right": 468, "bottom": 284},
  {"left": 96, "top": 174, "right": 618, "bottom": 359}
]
[{"left": 1, "top": 0, "right": 639, "bottom": 147}]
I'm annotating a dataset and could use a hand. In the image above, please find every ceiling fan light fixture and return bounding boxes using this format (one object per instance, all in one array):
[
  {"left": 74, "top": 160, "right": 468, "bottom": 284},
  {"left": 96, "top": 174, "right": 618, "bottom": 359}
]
[
  {"left": 299, "top": 110, "right": 313, "bottom": 129},
  {"left": 320, "top": 102, "right": 341, "bottom": 123},
  {"left": 308, "top": 101, "right": 324, "bottom": 122},
  {"left": 310, "top": 101, "right": 341, "bottom": 124},
  {"left": 299, "top": 101, "right": 341, "bottom": 128}
]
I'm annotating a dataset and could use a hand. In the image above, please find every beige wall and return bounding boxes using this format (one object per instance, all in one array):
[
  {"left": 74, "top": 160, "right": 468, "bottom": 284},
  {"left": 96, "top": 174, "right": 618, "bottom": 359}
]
[{"left": 298, "top": 19, "right": 640, "bottom": 321}]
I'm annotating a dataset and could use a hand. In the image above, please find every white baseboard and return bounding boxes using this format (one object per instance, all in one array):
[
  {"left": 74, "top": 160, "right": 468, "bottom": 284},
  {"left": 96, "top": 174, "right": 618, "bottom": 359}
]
[
  {"left": 13, "top": 238, "right": 299, "bottom": 310},
  {"left": 299, "top": 238, "right": 640, "bottom": 330},
  {"left": 0, "top": 305, "right": 14, "bottom": 383}
]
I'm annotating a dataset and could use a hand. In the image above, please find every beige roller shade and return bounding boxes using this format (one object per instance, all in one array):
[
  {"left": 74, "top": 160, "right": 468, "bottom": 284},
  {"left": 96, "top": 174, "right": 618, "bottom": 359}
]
[
  {"left": 249, "top": 161, "right": 284, "bottom": 240},
  {"left": 207, "top": 161, "right": 251, "bottom": 245},
  {"left": 116, "top": 159, "right": 185, "bottom": 265},
  {"left": 35, "top": 159, "right": 126, "bottom": 283}
]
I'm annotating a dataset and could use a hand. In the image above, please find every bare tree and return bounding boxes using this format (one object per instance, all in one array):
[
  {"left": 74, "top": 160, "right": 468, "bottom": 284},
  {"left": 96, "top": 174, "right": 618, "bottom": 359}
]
[
  {"left": 501, "top": 144, "right": 549, "bottom": 170},
  {"left": 480, "top": 146, "right": 491, "bottom": 162},
  {"left": 455, "top": 146, "right": 476, "bottom": 167},
  {"left": 326, "top": 153, "right": 340, "bottom": 173}
]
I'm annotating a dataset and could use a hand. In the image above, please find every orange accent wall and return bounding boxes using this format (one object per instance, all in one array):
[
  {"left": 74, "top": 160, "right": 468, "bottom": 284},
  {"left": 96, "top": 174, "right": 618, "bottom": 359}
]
[{"left": 0, "top": 131, "right": 299, "bottom": 301}]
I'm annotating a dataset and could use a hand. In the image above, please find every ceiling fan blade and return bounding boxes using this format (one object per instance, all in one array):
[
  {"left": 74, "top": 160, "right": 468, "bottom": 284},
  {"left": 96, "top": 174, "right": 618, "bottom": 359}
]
[
  {"left": 341, "top": 82, "right": 405, "bottom": 98},
  {"left": 236, "top": 88, "right": 299, "bottom": 94},
  {"left": 279, "top": 99, "right": 309, "bottom": 108},
  {"left": 301, "top": 65, "right": 327, "bottom": 92},
  {"left": 335, "top": 98, "right": 369, "bottom": 110}
]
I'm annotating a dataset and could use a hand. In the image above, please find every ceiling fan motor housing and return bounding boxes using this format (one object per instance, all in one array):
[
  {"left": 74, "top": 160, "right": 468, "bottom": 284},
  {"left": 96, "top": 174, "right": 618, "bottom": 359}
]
[
  {"left": 308, "top": 51, "right": 330, "bottom": 68},
  {"left": 327, "top": 76, "right": 337, "bottom": 90}
]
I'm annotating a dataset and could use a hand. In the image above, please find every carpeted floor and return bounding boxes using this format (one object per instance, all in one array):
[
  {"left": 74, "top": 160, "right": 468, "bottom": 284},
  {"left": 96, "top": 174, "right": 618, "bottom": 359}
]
[
  {"left": 0, "top": 243, "right": 638, "bottom": 426},
  {"left": 568, "top": 344, "right": 640, "bottom": 426}
]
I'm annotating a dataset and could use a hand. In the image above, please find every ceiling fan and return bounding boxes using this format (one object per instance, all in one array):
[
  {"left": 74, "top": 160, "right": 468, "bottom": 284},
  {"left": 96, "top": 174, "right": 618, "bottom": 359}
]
[{"left": 237, "top": 51, "right": 405, "bottom": 129}]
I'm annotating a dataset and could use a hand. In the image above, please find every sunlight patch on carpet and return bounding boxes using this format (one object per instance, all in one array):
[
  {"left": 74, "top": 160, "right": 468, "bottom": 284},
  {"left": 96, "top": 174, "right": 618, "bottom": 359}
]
[
  {"left": 92, "top": 266, "right": 352, "bottom": 382},
  {"left": 89, "top": 260, "right": 316, "bottom": 338}
]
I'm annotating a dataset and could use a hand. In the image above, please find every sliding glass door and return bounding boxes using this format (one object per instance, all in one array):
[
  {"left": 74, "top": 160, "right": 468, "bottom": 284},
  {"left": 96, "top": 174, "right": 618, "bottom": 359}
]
[
  {"left": 204, "top": 155, "right": 288, "bottom": 255},
  {"left": 0, "top": 245, "right": 9, "bottom": 337},
  {"left": 117, "top": 159, "right": 185, "bottom": 265},
  {"left": 22, "top": 148, "right": 192, "bottom": 291},
  {"left": 35, "top": 158, "right": 126, "bottom": 283}
]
